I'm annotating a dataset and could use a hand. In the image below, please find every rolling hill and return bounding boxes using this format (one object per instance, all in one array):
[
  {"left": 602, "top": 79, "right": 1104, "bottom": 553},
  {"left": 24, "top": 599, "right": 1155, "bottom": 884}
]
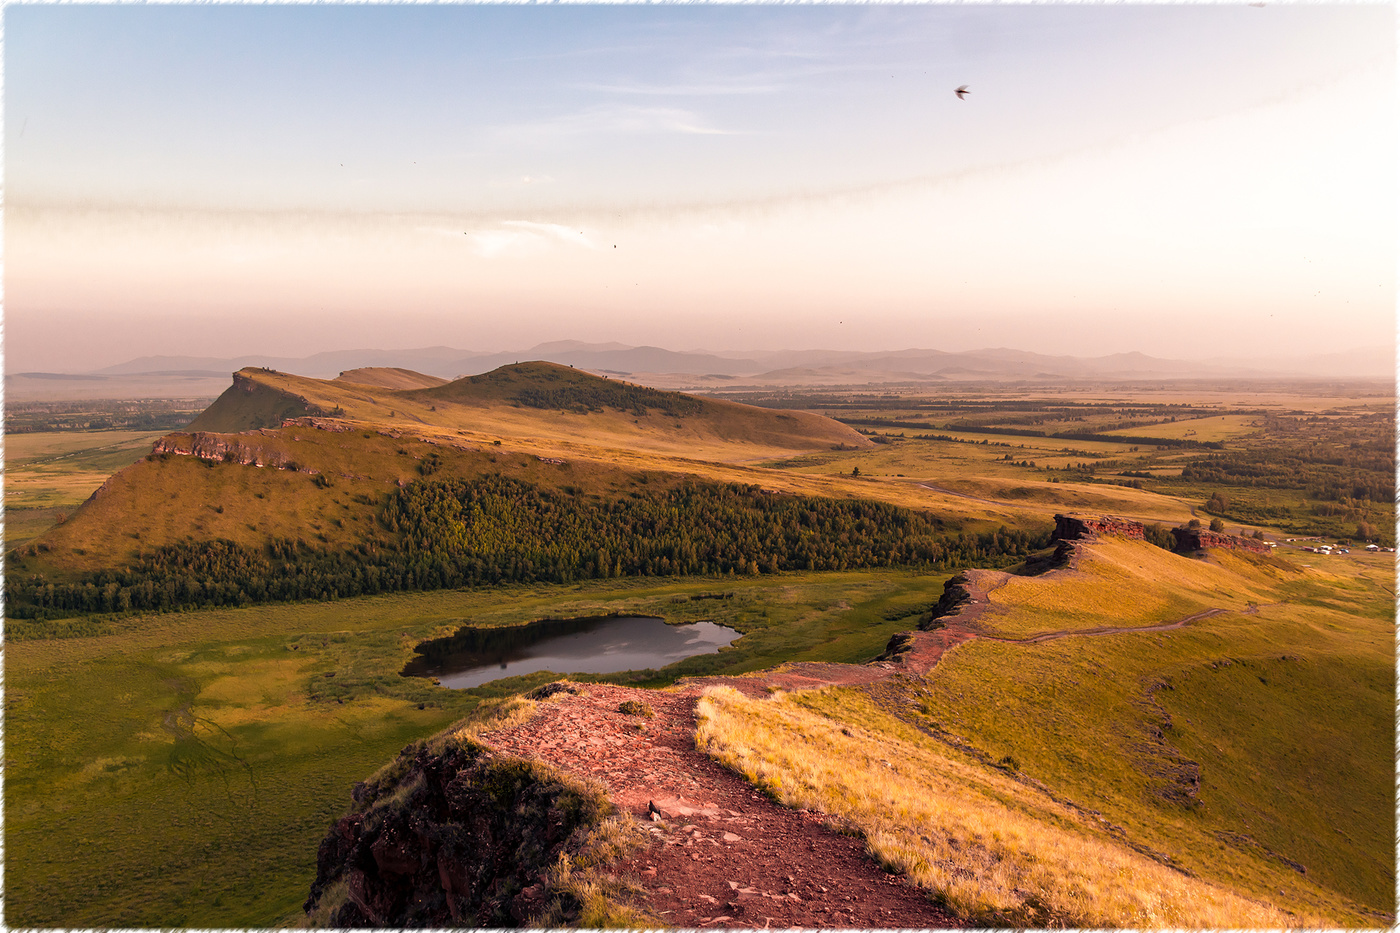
[
  {"left": 186, "top": 361, "right": 871, "bottom": 458},
  {"left": 332, "top": 367, "right": 449, "bottom": 390},
  {"left": 5, "top": 362, "right": 900, "bottom": 593}
]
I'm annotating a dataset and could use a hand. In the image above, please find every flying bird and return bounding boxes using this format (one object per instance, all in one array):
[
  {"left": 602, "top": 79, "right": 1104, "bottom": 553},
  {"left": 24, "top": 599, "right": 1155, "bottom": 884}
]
[{"left": 955, "top": 85, "right": 970, "bottom": 100}]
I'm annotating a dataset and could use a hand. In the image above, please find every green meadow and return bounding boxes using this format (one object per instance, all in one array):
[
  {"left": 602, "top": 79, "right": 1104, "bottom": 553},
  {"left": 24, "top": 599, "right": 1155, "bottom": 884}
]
[
  {"left": 909, "top": 547, "right": 1395, "bottom": 924},
  {"left": 4, "top": 569, "right": 948, "bottom": 927}
]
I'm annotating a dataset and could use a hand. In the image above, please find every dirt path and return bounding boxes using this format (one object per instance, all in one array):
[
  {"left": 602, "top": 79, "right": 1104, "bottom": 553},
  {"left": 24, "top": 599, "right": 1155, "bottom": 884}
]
[
  {"left": 478, "top": 560, "right": 1242, "bottom": 928},
  {"left": 481, "top": 682, "right": 957, "bottom": 928}
]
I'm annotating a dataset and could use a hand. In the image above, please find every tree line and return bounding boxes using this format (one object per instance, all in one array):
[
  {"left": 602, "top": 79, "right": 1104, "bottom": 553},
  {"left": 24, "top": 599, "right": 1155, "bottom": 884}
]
[
  {"left": 1179, "top": 447, "right": 1393, "bottom": 503},
  {"left": 7, "top": 475, "right": 1051, "bottom": 619},
  {"left": 513, "top": 380, "right": 703, "bottom": 417}
]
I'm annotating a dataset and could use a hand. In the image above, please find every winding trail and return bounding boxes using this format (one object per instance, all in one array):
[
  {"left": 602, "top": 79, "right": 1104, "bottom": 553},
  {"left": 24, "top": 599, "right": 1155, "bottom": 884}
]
[{"left": 478, "top": 554, "right": 1245, "bottom": 928}]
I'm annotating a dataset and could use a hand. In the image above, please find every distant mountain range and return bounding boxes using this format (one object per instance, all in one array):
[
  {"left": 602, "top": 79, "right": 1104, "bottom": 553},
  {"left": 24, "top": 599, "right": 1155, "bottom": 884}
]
[{"left": 7, "top": 341, "right": 1392, "bottom": 402}]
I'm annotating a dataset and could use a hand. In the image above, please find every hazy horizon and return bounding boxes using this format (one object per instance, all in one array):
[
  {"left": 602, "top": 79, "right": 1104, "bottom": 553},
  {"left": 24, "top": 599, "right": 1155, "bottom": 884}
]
[
  {"left": 8, "top": 338, "right": 1393, "bottom": 385},
  {"left": 7, "top": 4, "right": 1395, "bottom": 375}
]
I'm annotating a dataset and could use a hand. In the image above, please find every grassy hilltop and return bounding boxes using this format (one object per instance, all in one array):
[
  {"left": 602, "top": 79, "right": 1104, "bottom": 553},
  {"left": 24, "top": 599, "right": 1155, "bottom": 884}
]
[
  {"left": 700, "top": 536, "right": 1394, "bottom": 925},
  {"left": 187, "top": 361, "right": 871, "bottom": 457}
]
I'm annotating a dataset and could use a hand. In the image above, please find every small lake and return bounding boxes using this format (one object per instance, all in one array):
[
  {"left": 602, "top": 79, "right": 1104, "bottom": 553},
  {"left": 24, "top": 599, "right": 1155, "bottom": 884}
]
[{"left": 401, "top": 615, "right": 741, "bottom": 689}]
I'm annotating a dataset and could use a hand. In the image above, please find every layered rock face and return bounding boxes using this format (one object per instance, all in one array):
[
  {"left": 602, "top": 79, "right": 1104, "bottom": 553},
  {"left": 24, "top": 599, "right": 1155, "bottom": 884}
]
[
  {"left": 1053, "top": 514, "right": 1146, "bottom": 541},
  {"left": 1170, "top": 528, "right": 1270, "bottom": 554},
  {"left": 920, "top": 571, "right": 978, "bottom": 629},
  {"left": 304, "top": 740, "right": 611, "bottom": 927},
  {"left": 1054, "top": 513, "right": 1268, "bottom": 554},
  {"left": 151, "top": 432, "right": 310, "bottom": 471}
]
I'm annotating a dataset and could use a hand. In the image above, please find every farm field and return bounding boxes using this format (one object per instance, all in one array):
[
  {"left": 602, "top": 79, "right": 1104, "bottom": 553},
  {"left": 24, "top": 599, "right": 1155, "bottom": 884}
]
[{"left": 3, "top": 430, "right": 170, "bottom": 546}]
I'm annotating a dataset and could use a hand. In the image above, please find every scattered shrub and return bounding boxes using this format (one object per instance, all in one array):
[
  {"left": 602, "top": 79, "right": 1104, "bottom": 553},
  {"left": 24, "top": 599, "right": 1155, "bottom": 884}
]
[{"left": 617, "top": 700, "right": 654, "bottom": 719}]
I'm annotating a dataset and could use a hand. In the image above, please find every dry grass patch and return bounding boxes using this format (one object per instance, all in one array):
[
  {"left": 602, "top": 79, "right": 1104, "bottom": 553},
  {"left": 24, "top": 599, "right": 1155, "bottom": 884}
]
[
  {"left": 695, "top": 685, "right": 1298, "bottom": 928},
  {"left": 979, "top": 537, "right": 1279, "bottom": 638}
]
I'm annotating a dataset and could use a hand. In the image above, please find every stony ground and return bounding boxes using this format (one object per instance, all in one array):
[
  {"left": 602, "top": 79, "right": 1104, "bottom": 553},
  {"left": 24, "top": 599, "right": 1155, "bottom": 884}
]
[
  {"left": 475, "top": 580, "right": 1009, "bottom": 931},
  {"left": 483, "top": 680, "right": 956, "bottom": 928},
  {"left": 477, "top": 569, "right": 1048, "bottom": 928}
]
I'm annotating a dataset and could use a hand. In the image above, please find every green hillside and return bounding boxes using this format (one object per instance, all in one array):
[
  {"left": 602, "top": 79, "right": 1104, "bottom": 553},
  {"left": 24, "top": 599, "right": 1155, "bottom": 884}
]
[
  {"left": 697, "top": 537, "right": 1395, "bottom": 926},
  {"left": 5, "top": 432, "right": 1047, "bottom": 622}
]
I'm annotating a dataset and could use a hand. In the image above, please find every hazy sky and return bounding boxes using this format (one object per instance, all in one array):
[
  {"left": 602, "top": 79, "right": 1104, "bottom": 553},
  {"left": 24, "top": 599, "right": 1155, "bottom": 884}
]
[{"left": 6, "top": 3, "right": 1396, "bottom": 372}]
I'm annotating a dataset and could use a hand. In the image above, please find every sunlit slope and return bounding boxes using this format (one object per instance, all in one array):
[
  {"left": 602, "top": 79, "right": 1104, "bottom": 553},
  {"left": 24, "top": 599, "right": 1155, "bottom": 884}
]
[
  {"left": 332, "top": 367, "right": 449, "bottom": 390},
  {"left": 8, "top": 431, "right": 695, "bottom": 577},
  {"left": 922, "top": 538, "right": 1394, "bottom": 924},
  {"left": 187, "top": 362, "right": 872, "bottom": 459},
  {"left": 698, "top": 538, "right": 1393, "bottom": 926},
  {"left": 975, "top": 535, "right": 1290, "bottom": 638},
  {"left": 7, "top": 421, "right": 1036, "bottom": 586},
  {"left": 697, "top": 686, "right": 1298, "bottom": 928},
  {"left": 185, "top": 370, "right": 324, "bottom": 433}
]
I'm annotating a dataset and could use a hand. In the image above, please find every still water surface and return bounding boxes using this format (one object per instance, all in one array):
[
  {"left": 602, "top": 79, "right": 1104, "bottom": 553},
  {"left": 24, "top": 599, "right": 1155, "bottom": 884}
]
[{"left": 401, "top": 615, "right": 740, "bottom": 689}]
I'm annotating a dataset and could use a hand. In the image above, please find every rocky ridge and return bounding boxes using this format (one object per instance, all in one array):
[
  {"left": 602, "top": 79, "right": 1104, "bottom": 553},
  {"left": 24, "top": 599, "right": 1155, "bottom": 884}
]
[
  {"left": 150, "top": 431, "right": 315, "bottom": 472},
  {"left": 305, "top": 527, "right": 1280, "bottom": 928}
]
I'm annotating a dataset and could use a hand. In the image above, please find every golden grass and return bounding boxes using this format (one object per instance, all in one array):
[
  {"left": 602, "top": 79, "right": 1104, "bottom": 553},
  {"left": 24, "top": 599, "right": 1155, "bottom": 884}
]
[
  {"left": 1109, "top": 414, "right": 1261, "bottom": 442},
  {"left": 695, "top": 685, "right": 1300, "bottom": 928},
  {"left": 193, "top": 364, "right": 872, "bottom": 462},
  {"left": 4, "top": 430, "right": 167, "bottom": 513},
  {"left": 332, "top": 367, "right": 448, "bottom": 390},
  {"left": 5, "top": 430, "right": 170, "bottom": 462},
  {"left": 443, "top": 693, "right": 540, "bottom": 743},
  {"left": 977, "top": 536, "right": 1282, "bottom": 638},
  {"left": 536, "top": 815, "right": 658, "bottom": 928}
]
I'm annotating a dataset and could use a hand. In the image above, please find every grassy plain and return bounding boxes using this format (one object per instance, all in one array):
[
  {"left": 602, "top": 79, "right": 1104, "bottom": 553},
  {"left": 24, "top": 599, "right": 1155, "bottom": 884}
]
[
  {"left": 4, "top": 569, "right": 947, "bottom": 927},
  {"left": 4, "top": 372, "right": 1393, "bottom": 927}
]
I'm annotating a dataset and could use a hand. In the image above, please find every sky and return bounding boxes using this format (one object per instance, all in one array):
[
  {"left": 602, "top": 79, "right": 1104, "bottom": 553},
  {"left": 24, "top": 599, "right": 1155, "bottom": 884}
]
[{"left": 5, "top": 3, "right": 1396, "bottom": 373}]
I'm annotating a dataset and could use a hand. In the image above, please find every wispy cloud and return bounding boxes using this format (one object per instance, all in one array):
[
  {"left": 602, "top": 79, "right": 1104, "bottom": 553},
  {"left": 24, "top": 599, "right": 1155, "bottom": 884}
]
[
  {"left": 438, "top": 220, "right": 598, "bottom": 259},
  {"left": 574, "top": 80, "right": 780, "bottom": 97},
  {"left": 502, "top": 220, "right": 595, "bottom": 248},
  {"left": 492, "top": 104, "right": 738, "bottom": 141}
]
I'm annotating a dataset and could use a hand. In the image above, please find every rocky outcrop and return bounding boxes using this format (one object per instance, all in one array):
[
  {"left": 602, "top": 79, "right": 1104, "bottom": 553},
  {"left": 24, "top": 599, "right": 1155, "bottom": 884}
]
[
  {"left": 281, "top": 417, "right": 355, "bottom": 433},
  {"left": 920, "top": 572, "right": 978, "bottom": 629},
  {"left": 151, "top": 432, "right": 316, "bottom": 472},
  {"left": 304, "top": 738, "right": 614, "bottom": 927},
  {"left": 1053, "top": 514, "right": 1146, "bottom": 541},
  {"left": 1170, "top": 528, "right": 1270, "bottom": 554}
]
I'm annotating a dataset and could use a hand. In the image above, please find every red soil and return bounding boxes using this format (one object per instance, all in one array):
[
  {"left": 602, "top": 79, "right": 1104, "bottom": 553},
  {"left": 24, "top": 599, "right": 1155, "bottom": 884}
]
[{"left": 483, "top": 681, "right": 957, "bottom": 928}]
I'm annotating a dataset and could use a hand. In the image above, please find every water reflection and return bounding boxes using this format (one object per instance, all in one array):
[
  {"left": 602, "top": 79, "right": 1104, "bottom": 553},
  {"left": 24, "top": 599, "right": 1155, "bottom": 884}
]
[{"left": 401, "top": 615, "right": 740, "bottom": 689}]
